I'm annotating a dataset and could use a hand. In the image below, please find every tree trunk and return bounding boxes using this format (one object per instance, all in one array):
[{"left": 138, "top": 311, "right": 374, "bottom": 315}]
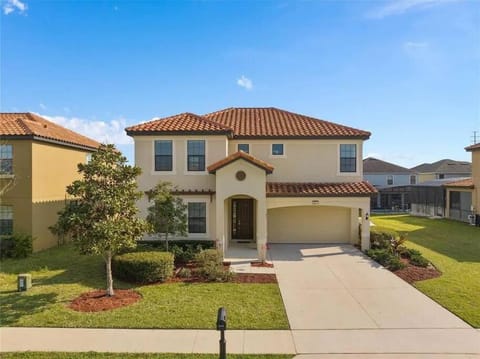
[
  {"left": 105, "top": 250, "right": 114, "bottom": 296},
  {"left": 165, "top": 233, "right": 169, "bottom": 252}
]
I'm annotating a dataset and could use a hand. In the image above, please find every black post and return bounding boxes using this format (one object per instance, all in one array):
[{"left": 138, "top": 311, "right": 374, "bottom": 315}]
[{"left": 216, "top": 307, "right": 227, "bottom": 359}]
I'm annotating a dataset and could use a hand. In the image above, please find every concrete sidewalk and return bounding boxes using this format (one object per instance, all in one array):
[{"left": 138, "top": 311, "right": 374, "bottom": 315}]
[{"left": 1, "top": 327, "right": 480, "bottom": 354}]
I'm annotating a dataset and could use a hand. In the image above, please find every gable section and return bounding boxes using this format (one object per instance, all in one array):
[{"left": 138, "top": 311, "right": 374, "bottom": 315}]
[{"left": 207, "top": 151, "right": 274, "bottom": 174}]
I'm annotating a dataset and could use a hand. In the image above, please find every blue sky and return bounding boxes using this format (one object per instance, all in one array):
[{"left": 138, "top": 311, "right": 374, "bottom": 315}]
[{"left": 1, "top": 0, "right": 479, "bottom": 167}]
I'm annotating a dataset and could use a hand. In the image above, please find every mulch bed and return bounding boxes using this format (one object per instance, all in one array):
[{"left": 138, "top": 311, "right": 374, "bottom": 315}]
[
  {"left": 393, "top": 259, "right": 442, "bottom": 284},
  {"left": 69, "top": 289, "right": 142, "bottom": 312},
  {"left": 251, "top": 261, "right": 274, "bottom": 268},
  {"left": 234, "top": 273, "right": 277, "bottom": 283}
]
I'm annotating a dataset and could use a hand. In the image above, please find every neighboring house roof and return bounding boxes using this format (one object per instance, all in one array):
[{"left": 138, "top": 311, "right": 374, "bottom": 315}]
[
  {"left": 126, "top": 107, "right": 371, "bottom": 139},
  {"left": 125, "top": 112, "right": 232, "bottom": 135},
  {"left": 207, "top": 151, "right": 274, "bottom": 174},
  {"left": 410, "top": 177, "right": 472, "bottom": 187},
  {"left": 444, "top": 178, "right": 474, "bottom": 189},
  {"left": 411, "top": 159, "right": 471, "bottom": 174},
  {"left": 363, "top": 157, "right": 413, "bottom": 174},
  {"left": 465, "top": 143, "right": 480, "bottom": 151},
  {"left": 266, "top": 181, "right": 377, "bottom": 197},
  {"left": 0, "top": 112, "right": 100, "bottom": 151}
]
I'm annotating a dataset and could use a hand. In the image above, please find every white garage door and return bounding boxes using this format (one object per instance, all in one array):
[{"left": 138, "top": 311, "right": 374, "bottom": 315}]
[{"left": 267, "top": 206, "right": 351, "bottom": 243}]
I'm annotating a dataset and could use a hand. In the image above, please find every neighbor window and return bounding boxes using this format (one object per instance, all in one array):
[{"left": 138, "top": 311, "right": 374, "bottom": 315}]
[
  {"left": 387, "top": 175, "right": 394, "bottom": 185},
  {"left": 271, "top": 144, "right": 284, "bottom": 156},
  {"left": 410, "top": 175, "right": 416, "bottom": 185},
  {"left": 187, "top": 140, "right": 205, "bottom": 171},
  {"left": 154, "top": 140, "right": 173, "bottom": 171},
  {"left": 339, "top": 144, "right": 357, "bottom": 172},
  {"left": 238, "top": 144, "right": 249, "bottom": 153},
  {"left": 0, "top": 205, "right": 13, "bottom": 236},
  {"left": 188, "top": 202, "right": 206, "bottom": 234},
  {"left": 0, "top": 145, "right": 13, "bottom": 175}
]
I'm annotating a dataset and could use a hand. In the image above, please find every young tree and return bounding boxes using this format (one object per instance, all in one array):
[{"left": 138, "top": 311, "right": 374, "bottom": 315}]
[
  {"left": 55, "top": 144, "right": 147, "bottom": 296},
  {"left": 146, "top": 182, "right": 187, "bottom": 251}
]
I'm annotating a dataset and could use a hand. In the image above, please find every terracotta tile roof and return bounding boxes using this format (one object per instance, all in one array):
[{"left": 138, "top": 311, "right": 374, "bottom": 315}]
[
  {"left": 465, "top": 143, "right": 480, "bottom": 151},
  {"left": 171, "top": 189, "right": 216, "bottom": 195},
  {"left": 363, "top": 157, "right": 413, "bottom": 174},
  {"left": 266, "top": 181, "right": 377, "bottom": 197},
  {"left": 204, "top": 107, "right": 370, "bottom": 138},
  {"left": 444, "top": 178, "right": 474, "bottom": 188},
  {"left": 0, "top": 113, "right": 100, "bottom": 150},
  {"left": 125, "top": 112, "right": 232, "bottom": 135},
  {"left": 207, "top": 151, "right": 274, "bottom": 174},
  {"left": 126, "top": 107, "right": 370, "bottom": 139}
]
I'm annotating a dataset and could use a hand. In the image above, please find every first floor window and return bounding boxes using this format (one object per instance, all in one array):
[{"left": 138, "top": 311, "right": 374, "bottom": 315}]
[
  {"left": 0, "top": 205, "right": 13, "bottom": 236},
  {"left": 187, "top": 140, "right": 205, "bottom": 171},
  {"left": 340, "top": 144, "right": 357, "bottom": 172},
  {"left": 0, "top": 144, "right": 13, "bottom": 175},
  {"left": 188, "top": 202, "right": 206, "bottom": 234},
  {"left": 238, "top": 143, "right": 249, "bottom": 153},
  {"left": 155, "top": 140, "right": 173, "bottom": 171},
  {"left": 271, "top": 143, "right": 284, "bottom": 156}
]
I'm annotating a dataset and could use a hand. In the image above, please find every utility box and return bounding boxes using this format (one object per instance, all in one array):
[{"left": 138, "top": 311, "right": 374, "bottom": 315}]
[{"left": 18, "top": 273, "right": 32, "bottom": 292}]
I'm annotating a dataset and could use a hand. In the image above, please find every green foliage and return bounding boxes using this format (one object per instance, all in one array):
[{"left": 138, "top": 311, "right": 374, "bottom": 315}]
[
  {"left": 146, "top": 182, "right": 188, "bottom": 251},
  {"left": 194, "top": 249, "right": 233, "bottom": 282},
  {"left": 410, "top": 254, "right": 429, "bottom": 267},
  {"left": 365, "top": 248, "right": 406, "bottom": 271},
  {"left": 176, "top": 267, "right": 192, "bottom": 279},
  {"left": 170, "top": 244, "right": 202, "bottom": 264},
  {"left": 113, "top": 251, "right": 174, "bottom": 284},
  {"left": 370, "top": 230, "right": 394, "bottom": 250},
  {"left": 53, "top": 144, "right": 148, "bottom": 295},
  {"left": 0, "top": 233, "right": 34, "bottom": 259},
  {"left": 1, "top": 353, "right": 294, "bottom": 359}
]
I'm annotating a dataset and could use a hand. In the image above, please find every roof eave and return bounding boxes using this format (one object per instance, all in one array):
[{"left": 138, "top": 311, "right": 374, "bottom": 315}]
[
  {"left": 126, "top": 130, "right": 233, "bottom": 137},
  {"left": 232, "top": 134, "right": 370, "bottom": 140},
  {"left": 0, "top": 134, "right": 99, "bottom": 152}
]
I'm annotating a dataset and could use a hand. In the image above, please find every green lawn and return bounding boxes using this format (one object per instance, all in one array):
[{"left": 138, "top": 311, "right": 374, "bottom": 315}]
[
  {"left": 0, "top": 245, "right": 289, "bottom": 329},
  {"left": 372, "top": 214, "right": 480, "bottom": 327},
  {"left": 2, "top": 354, "right": 293, "bottom": 359}
]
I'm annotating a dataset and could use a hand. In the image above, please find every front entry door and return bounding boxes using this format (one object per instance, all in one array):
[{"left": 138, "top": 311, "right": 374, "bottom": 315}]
[{"left": 232, "top": 199, "right": 254, "bottom": 240}]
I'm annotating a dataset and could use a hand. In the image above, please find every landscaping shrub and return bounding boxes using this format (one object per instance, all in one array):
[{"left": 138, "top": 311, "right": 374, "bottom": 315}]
[
  {"left": 399, "top": 248, "right": 422, "bottom": 259},
  {"left": 137, "top": 239, "right": 214, "bottom": 251},
  {"left": 194, "top": 249, "right": 233, "bottom": 282},
  {"left": 410, "top": 254, "right": 429, "bottom": 267},
  {"left": 170, "top": 244, "right": 202, "bottom": 264},
  {"left": 0, "top": 233, "right": 34, "bottom": 259},
  {"left": 112, "top": 251, "right": 174, "bottom": 283},
  {"left": 370, "top": 230, "right": 394, "bottom": 250},
  {"left": 365, "top": 248, "right": 406, "bottom": 271}
]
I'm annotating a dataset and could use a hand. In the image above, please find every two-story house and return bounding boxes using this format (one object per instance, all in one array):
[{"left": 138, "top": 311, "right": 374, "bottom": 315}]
[
  {"left": 0, "top": 113, "right": 100, "bottom": 251},
  {"left": 126, "top": 108, "right": 376, "bottom": 259},
  {"left": 465, "top": 142, "right": 480, "bottom": 223},
  {"left": 411, "top": 159, "right": 471, "bottom": 182},
  {"left": 363, "top": 157, "right": 417, "bottom": 211}
]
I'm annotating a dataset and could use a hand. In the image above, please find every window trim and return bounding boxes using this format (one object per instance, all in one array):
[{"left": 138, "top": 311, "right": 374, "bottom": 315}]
[
  {"left": 0, "top": 144, "right": 13, "bottom": 176},
  {"left": 151, "top": 139, "right": 176, "bottom": 175},
  {"left": 410, "top": 175, "right": 416, "bottom": 185},
  {"left": 0, "top": 205, "right": 13, "bottom": 236},
  {"left": 187, "top": 200, "right": 208, "bottom": 236},
  {"left": 270, "top": 143, "right": 286, "bottom": 158},
  {"left": 387, "top": 175, "right": 394, "bottom": 186},
  {"left": 185, "top": 140, "right": 207, "bottom": 175},
  {"left": 338, "top": 143, "right": 359, "bottom": 175},
  {"left": 237, "top": 143, "right": 250, "bottom": 154},
  {"left": 154, "top": 140, "right": 174, "bottom": 172}
]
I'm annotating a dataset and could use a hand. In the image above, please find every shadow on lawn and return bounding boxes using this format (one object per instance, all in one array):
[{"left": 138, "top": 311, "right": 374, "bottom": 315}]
[
  {"left": 0, "top": 292, "right": 58, "bottom": 326},
  {"left": 375, "top": 215, "right": 480, "bottom": 263}
]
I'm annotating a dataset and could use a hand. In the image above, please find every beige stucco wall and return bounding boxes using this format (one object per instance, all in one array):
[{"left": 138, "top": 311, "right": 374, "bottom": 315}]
[
  {"left": 229, "top": 139, "right": 364, "bottom": 182},
  {"left": 418, "top": 173, "right": 435, "bottom": 183},
  {"left": 268, "top": 206, "right": 351, "bottom": 243},
  {"left": 471, "top": 149, "right": 480, "bottom": 214}
]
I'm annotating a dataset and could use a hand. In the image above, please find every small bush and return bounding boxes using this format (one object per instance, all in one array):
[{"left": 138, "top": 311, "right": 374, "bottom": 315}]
[
  {"left": 370, "top": 231, "right": 394, "bottom": 250},
  {"left": 194, "top": 249, "right": 233, "bottom": 282},
  {"left": 177, "top": 267, "right": 192, "bottom": 279},
  {"left": 410, "top": 254, "right": 429, "bottom": 267},
  {"left": 400, "top": 248, "right": 422, "bottom": 259},
  {"left": 0, "top": 233, "right": 34, "bottom": 259},
  {"left": 170, "top": 244, "right": 202, "bottom": 264},
  {"left": 365, "top": 248, "right": 405, "bottom": 271},
  {"left": 195, "top": 249, "right": 222, "bottom": 266},
  {"left": 113, "top": 251, "right": 174, "bottom": 283}
]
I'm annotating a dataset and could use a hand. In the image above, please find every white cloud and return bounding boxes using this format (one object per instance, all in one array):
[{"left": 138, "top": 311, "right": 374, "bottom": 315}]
[
  {"left": 367, "top": 0, "right": 457, "bottom": 19},
  {"left": 39, "top": 103, "right": 47, "bottom": 110},
  {"left": 3, "top": 0, "right": 27, "bottom": 15},
  {"left": 237, "top": 75, "right": 253, "bottom": 90},
  {"left": 41, "top": 114, "right": 133, "bottom": 145}
]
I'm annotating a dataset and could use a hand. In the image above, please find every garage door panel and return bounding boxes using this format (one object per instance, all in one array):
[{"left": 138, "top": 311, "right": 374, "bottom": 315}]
[{"left": 268, "top": 206, "right": 350, "bottom": 243}]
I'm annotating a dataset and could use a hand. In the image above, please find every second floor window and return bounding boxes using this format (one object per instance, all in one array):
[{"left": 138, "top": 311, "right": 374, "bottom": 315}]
[
  {"left": 410, "top": 175, "right": 416, "bottom": 185},
  {"left": 0, "top": 205, "right": 13, "bottom": 236},
  {"left": 238, "top": 144, "right": 249, "bottom": 153},
  {"left": 187, "top": 140, "right": 205, "bottom": 171},
  {"left": 154, "top": 140, "right": 173, "bottom": 171},
  {"left": 340, "top": 144, "right": 357, "bottom": 173},
  {"left": 0, "top": 144, "right": 13, "bottom": 175},
  {"left": 271, "top": 144, "right": 284, "bottom": 156},
  {"left": 387, "top": 175, "right": 394, "bottom": 185}
]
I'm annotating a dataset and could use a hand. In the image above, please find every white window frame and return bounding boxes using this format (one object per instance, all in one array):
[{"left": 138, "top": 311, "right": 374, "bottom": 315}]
[
  {"left": 387, "top": 175, "right": 394, "bottom": 185},
  {"left": 151, "top": 139, "right": 176, "bottom": 175},
  {"left": 186, "top": 199, "right": 209, "bottom": 237},
  {"left": 237, "top": 143, "right": 250, "bottom": 154},
  {"left": 185, "top": 140, "right": 208, "bottom": 175},
  {"left": 269, "top": 143, "right": 286, "bottom": 158},
  {"left": 0, "top": 144, "right": 13, "bottom": 177},
  {"left": 410, "top": 175, "right": 417, "bottom": 185}
]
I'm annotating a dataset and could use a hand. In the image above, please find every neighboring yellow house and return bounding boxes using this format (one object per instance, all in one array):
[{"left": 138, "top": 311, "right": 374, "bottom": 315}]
[
  {"left": 465, "top": 142, "right": 480, "bottom": 221},
  {"left": 0, "top": 113, "right": 100, "bottom": 251},
  {"left": 411, "top": 159, "right": 471, "bottom": 183},
  {"left": 126, "top": 107, "right": 376, "bottom": 259}
]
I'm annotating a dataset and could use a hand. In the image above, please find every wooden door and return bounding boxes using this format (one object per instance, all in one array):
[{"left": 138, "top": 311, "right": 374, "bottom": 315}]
[{"left": 231, "top": 199, "right": 254, "bottom": 240}]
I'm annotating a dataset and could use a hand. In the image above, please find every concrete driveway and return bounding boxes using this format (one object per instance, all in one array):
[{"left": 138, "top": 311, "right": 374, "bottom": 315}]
[{"left": 269, "top": 244, "right": 470, "bottom": 330}]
